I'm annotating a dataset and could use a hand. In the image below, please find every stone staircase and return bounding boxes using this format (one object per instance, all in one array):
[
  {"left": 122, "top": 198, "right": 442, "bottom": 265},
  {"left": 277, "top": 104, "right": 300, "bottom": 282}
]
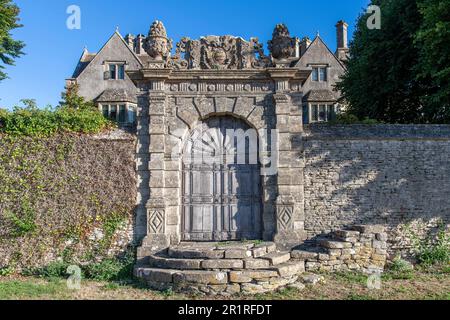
[
  {"left": 291, "top": 225, "right": 388, "bottom": 274},
  {"left": 135, "top": 241, "right": 305, "bottom": 295}
]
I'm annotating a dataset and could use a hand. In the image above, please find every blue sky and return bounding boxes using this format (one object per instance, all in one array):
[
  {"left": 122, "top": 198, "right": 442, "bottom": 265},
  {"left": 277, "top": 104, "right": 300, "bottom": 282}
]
[{"left": 0, "top": 0, "right": 369, "bottom": 108}]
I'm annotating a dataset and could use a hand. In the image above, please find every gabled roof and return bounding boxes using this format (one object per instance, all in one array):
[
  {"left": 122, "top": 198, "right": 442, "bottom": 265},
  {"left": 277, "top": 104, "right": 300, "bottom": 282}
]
[
  {"left": 294, "top": 35, "right": 346, "bottom": 70},
  {"left": 96, "top": 89, "right": 137, "bottom": 104},
  {"left": 74, "top": 31, "right": 144, "bottom": 79},
  {"left": 72, "top": 48, "right": 96, "bottom": 78}
]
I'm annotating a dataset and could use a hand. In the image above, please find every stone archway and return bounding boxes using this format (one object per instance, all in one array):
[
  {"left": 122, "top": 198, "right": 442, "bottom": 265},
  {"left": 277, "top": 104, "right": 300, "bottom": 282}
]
[
  {"left": 133, "top": 22, "right": 309, "bottom": 258},
  {"left": 181, "top": 116, "right": 263, "bottom": 241}
]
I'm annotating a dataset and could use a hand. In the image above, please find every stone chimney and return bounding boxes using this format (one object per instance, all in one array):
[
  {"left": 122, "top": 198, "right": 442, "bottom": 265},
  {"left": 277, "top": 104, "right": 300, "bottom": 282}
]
[
  {"left": 336, "top": 20, "right": 349, "bottom": 61},
  {"left": 300, "top": 37, "right": 311, "bottom": 56},
  {"left": 134, "top": 34, "right": 145, "bottom": 54},
  {"left": 124, "top": 34, "right": 135, "bottom": 50}
]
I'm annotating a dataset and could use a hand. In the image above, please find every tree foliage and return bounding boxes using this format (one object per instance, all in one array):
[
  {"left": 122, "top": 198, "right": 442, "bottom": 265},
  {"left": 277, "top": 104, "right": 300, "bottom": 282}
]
[
  {"left": 337, "top": 0, "right": 450, "bottom": 123},
  {"left": 415, "top": 0, "right": 450, "bottom": 122},
  {"left": 0, "top": 0, "right": 25, "bottom": 81},
  {"left": 0, "top": 84, "right": 114, "bottom": 136},
  {"left": 59, "top": 83, "right": 95, "bottom": 110}
]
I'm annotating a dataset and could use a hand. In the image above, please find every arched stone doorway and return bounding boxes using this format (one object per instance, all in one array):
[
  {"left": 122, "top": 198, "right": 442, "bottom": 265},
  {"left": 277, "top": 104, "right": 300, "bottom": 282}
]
[{"left": 181, "top": 116, "right": 262, "bottom": 241}]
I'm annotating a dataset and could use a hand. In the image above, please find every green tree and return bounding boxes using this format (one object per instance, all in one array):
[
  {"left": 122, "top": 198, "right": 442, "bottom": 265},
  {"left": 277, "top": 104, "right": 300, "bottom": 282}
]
[
  {"left": 59, "top": 83, "right": 95, "bottom": 110},
  {"left": 336, "top": 0, "right": 437, "bottom": 123},
  {"left": 415, "top": 0, "right": 450, "bottom": 123},
  {"left": 0, "top": 0, "right": 25, "bottom": 81}
]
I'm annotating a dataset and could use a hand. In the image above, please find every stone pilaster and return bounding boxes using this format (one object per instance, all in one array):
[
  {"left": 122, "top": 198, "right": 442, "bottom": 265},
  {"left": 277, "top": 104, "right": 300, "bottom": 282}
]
[
  {"left": 269, "top": 69, "right": 307, "bottom": 249},
  {"left": 137, "top": 70, "right": 171, "bottom": 263}
]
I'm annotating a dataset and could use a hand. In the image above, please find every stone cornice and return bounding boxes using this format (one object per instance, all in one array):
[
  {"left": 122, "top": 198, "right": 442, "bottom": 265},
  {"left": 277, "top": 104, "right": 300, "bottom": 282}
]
[{"left": 128, "top": 68, "right": 310, "bottom": 82}]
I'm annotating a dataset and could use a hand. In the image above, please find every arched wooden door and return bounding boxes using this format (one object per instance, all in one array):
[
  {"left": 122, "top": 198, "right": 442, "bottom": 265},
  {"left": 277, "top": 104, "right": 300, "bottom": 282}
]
[{"left": 182, "top": 116, "right": 262, "bottom": 241}]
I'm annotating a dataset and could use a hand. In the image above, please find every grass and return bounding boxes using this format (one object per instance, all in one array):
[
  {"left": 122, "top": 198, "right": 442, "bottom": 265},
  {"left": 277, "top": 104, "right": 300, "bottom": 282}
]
[
  {"left": 0, "top": 278, "right": 68, "bottom": 300},
  {"left": 333, "top": 271, "right": 369, "bottom": 285},
  {"left": 0, "top": 266, "right": 449, "bottom": 300}
]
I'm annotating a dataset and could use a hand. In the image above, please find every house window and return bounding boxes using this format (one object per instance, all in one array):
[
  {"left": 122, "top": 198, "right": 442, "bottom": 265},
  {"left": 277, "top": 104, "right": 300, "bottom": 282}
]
[
  {"left": 128, "top": 106, "right": 137, "bottom": 124},
  {"left": 308, "top": 104, "right": 338, "bottom": 123},
  {"left": 119, "top": 105, "right": 127, "bottom": 123},
  {"left": 311, "top": 67, "right": 328, "bottom": 82},
  {"left": 312, "top": 68, "right": 319, "bottom": 82},
  {"left": 118, "top": 65, "right": 125, "bottom": 79},
  {"left": 108, "top": 63, "right": 125, "bottom": 80},
  {"left": 99, "top": 104, "right": 137, "bottom": 126},
  {"left": 319, "top": 104, "right": 327, "bottom": 121},
  {"left": 102, "top": 105, "right": 109, "bottom": 118},
  {"left": 311, "top": 104, "right": 319, "bottom": 122},
  {"left": 319, "top": 67, "right": 327, "bottom": 81},
  {"left": 109, "top": 105, "right": 117, "bottom": 120}
]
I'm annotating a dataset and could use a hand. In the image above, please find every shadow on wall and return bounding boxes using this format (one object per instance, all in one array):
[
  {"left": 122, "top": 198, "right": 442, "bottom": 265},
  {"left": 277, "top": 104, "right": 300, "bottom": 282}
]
[{"left": 299, "top": 124, "right": 450, "bottom": 255}]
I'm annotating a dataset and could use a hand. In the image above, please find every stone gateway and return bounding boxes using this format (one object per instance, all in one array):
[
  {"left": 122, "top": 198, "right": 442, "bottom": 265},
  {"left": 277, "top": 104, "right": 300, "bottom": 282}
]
[{"left": 126, "top": 20, "right": 329, "bottom": 255}]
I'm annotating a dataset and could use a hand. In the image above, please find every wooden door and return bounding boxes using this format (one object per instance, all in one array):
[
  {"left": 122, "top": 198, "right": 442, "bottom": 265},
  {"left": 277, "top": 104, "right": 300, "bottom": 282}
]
[{"left": 182, "top": 117, "right": 262, "bottom": 241}]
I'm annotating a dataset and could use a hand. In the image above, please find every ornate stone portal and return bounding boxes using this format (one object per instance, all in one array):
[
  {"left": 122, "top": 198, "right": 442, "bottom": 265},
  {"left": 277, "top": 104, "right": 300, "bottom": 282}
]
[{"left": 130, "top": 21, "right": 310, "bottom": 260}]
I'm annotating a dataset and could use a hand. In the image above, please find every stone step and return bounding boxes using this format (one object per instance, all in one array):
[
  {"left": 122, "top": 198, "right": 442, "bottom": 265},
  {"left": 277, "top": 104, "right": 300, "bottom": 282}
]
[
  {"left": 261, "top": 251, "right": 291, "bottom": 265},
  {"left": 332, "top": 230, "right": 360, "bottom": 242},
  {"left": 167, "top": 242, "right": 277, "bottom": 260},
  {"left": 174, "top": 270, "right": 229, "bottom": 285},
  {"left": 135, "top": 267, "right": 229, "bottom": 285},
  {"left": 168, "top": 247, "right": 225, "bottom": 259},
  {"left": 291, "top": 249, "right": 319, "bottom": 260},
  {"left": 318, "top": 240, "right": 353, "bottom": 249},
  {"left": 135, "top": 267, "right": 177, "bottom": 283},
  {"left": 229, "top": 270, "right": 279, "bottom": 283},
  {"left": 201, "top": 259, "right": 244, "bottom": 270},
  {"left": 270, "top": 260, "right": 305, "bottom": 277},
  {"left": 148, "top": 255, "right": 203, "bottom": 270}
]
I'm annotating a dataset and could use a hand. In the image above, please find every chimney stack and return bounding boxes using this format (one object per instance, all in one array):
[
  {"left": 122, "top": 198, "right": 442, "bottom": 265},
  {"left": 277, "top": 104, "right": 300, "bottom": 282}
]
[
  {"left": 336, "top": 20, "right": 349, "bottom": 61},
  {"left": 336, "top": 20, "right": 348, "bottom": 49},
  {"left": 300, "top": 37, "right": 311, "bottom": 56},
  {"left": 134, "top": 34, "right": 145, "bottom": 54},
  {"left": 124, "top": 34, "right": 135, "bottom": 50}
]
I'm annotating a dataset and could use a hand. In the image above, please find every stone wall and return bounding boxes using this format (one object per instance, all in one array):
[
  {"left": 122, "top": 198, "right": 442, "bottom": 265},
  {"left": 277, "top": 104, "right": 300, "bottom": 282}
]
[
  {"left": 302, "top": 124, "right": 450, "bottom": 257},
  {"left": 0, "top": 130, "right": 137, "bottom": 269}
]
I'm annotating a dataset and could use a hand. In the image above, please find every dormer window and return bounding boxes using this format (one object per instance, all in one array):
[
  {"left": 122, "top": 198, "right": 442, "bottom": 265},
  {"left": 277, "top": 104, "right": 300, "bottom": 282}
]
[
  {"left": 107, "top": 63, "right": 125, "bottom": 80},
  {"left": 312, "top": 67, "right": 327, "bottom": 82}
]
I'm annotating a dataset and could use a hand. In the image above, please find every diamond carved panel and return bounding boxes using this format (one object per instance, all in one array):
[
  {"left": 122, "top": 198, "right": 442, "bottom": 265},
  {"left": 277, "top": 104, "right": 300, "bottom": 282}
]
[
  {"left": 148, "top": 209, "right": 165, "bottom": 234},
  {"left": 277, "top": 206, "right": 293, "bottom": 230}
]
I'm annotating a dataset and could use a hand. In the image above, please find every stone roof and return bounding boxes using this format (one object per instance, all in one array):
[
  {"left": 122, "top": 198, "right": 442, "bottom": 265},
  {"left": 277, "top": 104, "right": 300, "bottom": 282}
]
[
  {"left": 95, "top": 89, "right": 137, "bottom": 104},
  {"left": 303, "top": 89, "right": 337, "bottom": 102},
  {"left": 72, "top": 53, "right": 96, "bottom": 78}
]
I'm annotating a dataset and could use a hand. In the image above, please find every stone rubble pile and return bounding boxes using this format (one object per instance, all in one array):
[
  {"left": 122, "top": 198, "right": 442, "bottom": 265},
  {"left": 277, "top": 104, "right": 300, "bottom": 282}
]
[{"left": 291, "top": 225, "right": 388, "bottom": 274}]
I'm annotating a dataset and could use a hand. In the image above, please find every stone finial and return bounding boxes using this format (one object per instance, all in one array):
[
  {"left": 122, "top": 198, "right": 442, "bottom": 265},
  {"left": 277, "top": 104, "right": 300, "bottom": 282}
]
[
  {"left": 268, "top": 23, "right": 296, "bottom": 61},
  {"left": 144, "top": 20, "right": 173, "bottom": 61}
]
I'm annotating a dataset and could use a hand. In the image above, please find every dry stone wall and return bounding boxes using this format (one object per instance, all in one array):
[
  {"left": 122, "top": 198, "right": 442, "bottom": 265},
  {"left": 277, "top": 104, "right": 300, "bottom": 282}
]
[
  {"left": 302, "top": 125, "right": 450, "bottom": 257},
  {"left": 0, "top": 130, "right": 137, "bottom": 269}
]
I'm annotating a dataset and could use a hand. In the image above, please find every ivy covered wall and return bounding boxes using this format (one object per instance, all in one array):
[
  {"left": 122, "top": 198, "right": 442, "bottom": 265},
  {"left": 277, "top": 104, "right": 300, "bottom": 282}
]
[{"left": 0, "top": 131, "right": 136, "bottom": 269}]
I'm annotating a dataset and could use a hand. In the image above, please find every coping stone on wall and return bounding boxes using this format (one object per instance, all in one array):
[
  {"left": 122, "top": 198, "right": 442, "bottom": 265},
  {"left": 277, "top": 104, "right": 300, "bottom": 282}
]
[{"left": 302, "top": 124, "right": 450, "bottom": 140}]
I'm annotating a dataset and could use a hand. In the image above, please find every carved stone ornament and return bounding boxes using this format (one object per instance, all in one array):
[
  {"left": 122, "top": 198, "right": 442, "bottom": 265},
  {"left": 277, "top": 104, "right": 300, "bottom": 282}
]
[
  {"left": 268, "top": 24, "right": 296, "bottom": 60},
  {"left": 170, "top": 35, "right": 271, "bottom": 70},
  {"left": 144, "top": 20, "right": 173, "bottom": 61}
]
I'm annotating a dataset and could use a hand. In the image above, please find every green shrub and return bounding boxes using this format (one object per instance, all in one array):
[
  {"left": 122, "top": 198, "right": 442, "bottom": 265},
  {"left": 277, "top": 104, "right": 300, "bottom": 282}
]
[
  {"left": 83, "top": 251, "right": 135, "bottom": 282},
  {"left": 23, "top": 261, "right": 70, "bottom": 279},
  {"left": 0, "top": 266, "right": 14, "bottom": 276},
  {"left": 329, "top": 113, "right": 381, "bottom": 125},
  {"left": 4, "top": 201, "right": 37, "bottom": 238},
  {"left": 384, "top": 257, "right": 414, "bottom": 280},
  {"left": 0, "top": 93, "right": 113, "bottom": 137},
  {"left": 22, "top": 249, "right": 135, "bottom": 282},
  {"left": 409, "top": 223, "right": 450, "bottom": 267},
  {"left": 0, "top": 105, "right": 112, "bottom": 136}
]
